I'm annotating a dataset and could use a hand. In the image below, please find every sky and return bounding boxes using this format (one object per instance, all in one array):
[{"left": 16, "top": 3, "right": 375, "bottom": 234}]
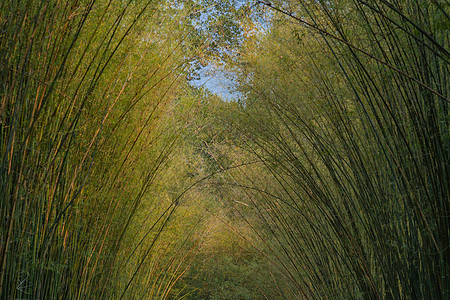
[{"left": 190, "top": 64, "right": 241, "bottom": 101}]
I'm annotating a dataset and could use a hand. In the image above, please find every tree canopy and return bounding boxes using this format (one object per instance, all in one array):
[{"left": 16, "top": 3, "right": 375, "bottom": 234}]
[{"left": 1, "top": 0, "right": 448, "bottom": 299}]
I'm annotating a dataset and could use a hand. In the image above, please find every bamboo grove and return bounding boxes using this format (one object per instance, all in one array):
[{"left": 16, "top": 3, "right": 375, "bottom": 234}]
[{"left": 1, "top": 0, "right": 448, "bottom": 299}]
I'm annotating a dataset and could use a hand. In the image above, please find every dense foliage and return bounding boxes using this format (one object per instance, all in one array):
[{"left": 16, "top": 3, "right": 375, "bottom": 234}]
[{"left": 1, "top": 0, "right": 448, "bottom": 299}]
